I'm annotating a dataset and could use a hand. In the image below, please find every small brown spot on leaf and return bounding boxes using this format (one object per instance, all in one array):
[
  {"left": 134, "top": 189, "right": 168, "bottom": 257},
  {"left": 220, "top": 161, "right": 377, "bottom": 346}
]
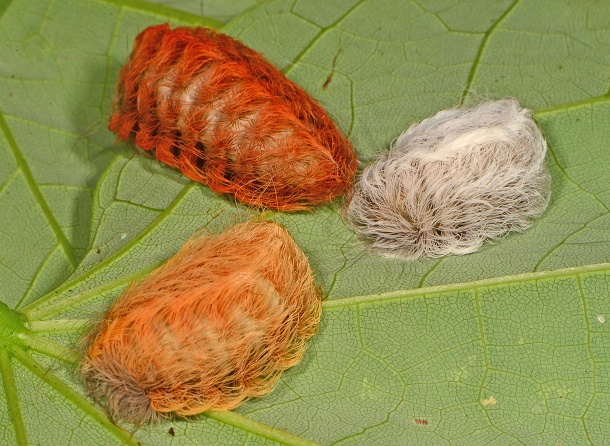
[{"left": 323, "top": 50, "right": 342, "bottom": 90}]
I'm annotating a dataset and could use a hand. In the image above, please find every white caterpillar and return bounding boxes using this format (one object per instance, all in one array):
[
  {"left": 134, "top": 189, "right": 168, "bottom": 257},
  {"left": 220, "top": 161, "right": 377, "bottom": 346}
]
[{"left": 346, "top": 98, "right": 551, "bottom": 259}]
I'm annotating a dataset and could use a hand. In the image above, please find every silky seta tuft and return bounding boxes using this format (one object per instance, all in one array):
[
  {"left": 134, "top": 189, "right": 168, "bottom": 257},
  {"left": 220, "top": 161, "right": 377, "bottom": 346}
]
[{"left": 347, "top": 98, "right": 551, "bottom": 259}]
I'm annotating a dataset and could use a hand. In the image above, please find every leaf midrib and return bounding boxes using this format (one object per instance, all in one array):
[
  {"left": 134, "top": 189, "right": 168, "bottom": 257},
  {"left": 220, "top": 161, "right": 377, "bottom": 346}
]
[{"left": 322, "top": 262, "right": 610, "bottom": 309}]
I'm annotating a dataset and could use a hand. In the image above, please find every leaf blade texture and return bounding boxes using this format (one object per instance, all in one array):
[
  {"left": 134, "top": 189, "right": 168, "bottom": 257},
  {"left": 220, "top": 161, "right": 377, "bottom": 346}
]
[{"left": 0, "top": 0, "right": 609, "bottom": 444}]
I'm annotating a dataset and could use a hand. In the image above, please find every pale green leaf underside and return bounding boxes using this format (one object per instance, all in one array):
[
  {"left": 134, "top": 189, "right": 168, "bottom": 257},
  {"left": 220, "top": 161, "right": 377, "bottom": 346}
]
[{"left": 0, "top": 0, "right": 609, "bottom": 445}]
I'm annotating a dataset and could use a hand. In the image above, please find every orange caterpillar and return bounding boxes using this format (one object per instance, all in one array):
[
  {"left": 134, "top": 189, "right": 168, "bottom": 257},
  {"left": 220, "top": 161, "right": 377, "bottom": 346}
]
[
  {"left": 109, "top": 24, "right": 357, "bottom": 211},
  {"left": 81, "top": 222, "right": 321, "bottom": 424}
]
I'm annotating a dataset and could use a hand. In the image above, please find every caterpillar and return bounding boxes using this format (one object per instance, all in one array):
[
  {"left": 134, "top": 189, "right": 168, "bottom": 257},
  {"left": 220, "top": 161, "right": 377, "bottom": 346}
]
[
  {"left": 109, "top": 24, "right": 357, "bottom": 211},
  {"left": 346, "top": 98, "right": 551, "bottom": 259},
  {"left": 81, "top": 222, "right": 321, "bottom": 424}
]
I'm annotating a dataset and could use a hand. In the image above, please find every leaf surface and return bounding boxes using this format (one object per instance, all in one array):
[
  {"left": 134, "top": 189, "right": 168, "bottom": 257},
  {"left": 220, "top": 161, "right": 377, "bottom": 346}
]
[{"left": 0, "top": 0, "right": 609, "bottom": 445}]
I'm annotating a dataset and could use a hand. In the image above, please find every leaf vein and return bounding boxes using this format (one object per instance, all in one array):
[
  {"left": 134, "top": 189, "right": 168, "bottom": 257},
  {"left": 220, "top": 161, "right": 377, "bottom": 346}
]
[
  {"left": 0, "top": 349, "right": 27, "bottom": 446},
  {"left": 0, "top": 113, "right": 77, "bottom": 268},
  {"left": 460, "top": 0, "right": 521, "bottom": 103}
]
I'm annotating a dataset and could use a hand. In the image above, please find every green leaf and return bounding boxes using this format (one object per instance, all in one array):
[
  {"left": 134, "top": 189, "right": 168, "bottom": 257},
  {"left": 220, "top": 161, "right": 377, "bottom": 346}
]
[{"left": 1, "top": 0, "right": 609, "bottom": 444}]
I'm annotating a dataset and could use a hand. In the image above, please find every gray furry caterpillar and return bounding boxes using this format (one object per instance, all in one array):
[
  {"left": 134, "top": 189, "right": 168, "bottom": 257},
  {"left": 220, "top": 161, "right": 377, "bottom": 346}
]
[{"left": 346, "top": 98, "right": 551, "bottom": 259}]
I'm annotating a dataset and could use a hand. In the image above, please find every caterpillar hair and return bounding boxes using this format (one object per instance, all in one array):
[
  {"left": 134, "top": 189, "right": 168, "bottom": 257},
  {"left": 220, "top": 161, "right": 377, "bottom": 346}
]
[
  {"left": 109, "top": 24, "right": 357, "bottom": 211},
  {"left": 346, "top": 98, "right": 551, "bottom": 259},
  {"left": 81, "top": 222, "right": 321, "bottom": 424}
]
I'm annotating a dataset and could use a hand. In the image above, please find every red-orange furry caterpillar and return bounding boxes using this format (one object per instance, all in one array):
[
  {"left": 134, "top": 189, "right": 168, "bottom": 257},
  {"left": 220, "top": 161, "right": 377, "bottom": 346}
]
[
  {"left": 109, "top": 24, "right": 357, "bottom": 211},
  {"left": 81, "top": 222, "right": 321, "bottom": 425}
]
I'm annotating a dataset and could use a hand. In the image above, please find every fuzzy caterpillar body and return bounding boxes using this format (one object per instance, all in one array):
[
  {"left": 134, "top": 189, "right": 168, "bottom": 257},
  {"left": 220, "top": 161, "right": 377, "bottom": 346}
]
[
  {"left": 109, "top": 24, "right": 357, "bottom": 211},
  {"left": 81, "top": 222, "right": 321, "bottom": 424},
  {"left": 347, "top": 99, "right": 551, "bottom": 259}
]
